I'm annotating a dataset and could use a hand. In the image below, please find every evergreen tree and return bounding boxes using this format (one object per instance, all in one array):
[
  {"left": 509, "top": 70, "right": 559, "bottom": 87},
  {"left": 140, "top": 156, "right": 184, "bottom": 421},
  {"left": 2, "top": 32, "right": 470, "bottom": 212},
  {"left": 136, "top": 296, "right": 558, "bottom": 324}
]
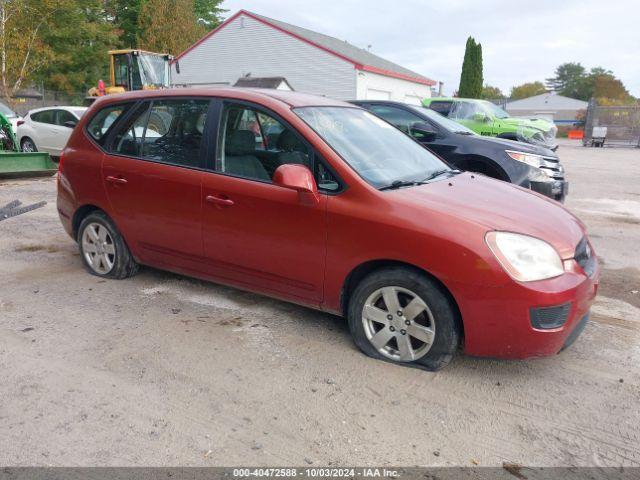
[{"left": 458, "top": 37, "right": 483, "bottom": 98}]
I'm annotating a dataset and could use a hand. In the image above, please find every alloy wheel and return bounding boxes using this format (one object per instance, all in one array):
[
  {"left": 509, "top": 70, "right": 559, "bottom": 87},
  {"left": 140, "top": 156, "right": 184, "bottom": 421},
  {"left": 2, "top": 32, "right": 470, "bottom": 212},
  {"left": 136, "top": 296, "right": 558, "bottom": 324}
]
[
  {"left": 361, "top": 286, "right": 436, "bottom": 362},
  {"left": 21, "top": 139, "right": 36, "bottom": 152},
  {"left": 82, "top": 222, "right": 116, "bottom": 275}
]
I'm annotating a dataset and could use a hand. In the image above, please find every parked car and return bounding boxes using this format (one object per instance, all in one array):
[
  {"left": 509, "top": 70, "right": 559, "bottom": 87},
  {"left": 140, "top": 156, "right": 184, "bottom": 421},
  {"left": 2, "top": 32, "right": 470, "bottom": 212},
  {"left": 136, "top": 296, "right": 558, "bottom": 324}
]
[
  {"left": 351, "top": 100, "right": 567, "bottom": 202},
  {"left": 0, "top": 101, "right": 22, "bottom": 135},
  {"left": 57, "top": 89, "right": 598, "bottom": 370},
  {"left": 17, "top": 106, "right": 87, "bottom": 157},
  {"left": 423, "top": 97, "right": 558, "bottom": 151}
]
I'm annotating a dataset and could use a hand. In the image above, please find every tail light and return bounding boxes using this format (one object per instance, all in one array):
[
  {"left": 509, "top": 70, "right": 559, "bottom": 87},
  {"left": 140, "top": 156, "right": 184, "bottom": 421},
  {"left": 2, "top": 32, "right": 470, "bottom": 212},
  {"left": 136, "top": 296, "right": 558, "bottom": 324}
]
[
  {"left": 58, "top": 151, "right": 65, "bottom": 173},
  {"left": 17, "top": 120, "right": 24, "bottom": 127}
]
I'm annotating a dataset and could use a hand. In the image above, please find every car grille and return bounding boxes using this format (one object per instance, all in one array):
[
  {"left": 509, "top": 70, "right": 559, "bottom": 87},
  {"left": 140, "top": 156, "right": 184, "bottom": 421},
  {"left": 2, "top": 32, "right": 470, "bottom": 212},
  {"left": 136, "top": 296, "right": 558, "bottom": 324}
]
[
  {"left": 540, "top": 156, "right": 565, "bottom": 180},
  {"left": 575, "top": 236, "right": 597, "bottom": 277}
]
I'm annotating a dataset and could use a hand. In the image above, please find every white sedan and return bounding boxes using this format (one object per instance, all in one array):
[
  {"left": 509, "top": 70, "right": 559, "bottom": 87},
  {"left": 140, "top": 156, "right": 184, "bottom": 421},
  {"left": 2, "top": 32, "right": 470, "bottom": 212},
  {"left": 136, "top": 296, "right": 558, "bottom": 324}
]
[
  {"left": 17, "top": 106, "right": 87, "bottom": 157},
  {"left": 0, "top": 101, "right": 22, "bottom": 136}
]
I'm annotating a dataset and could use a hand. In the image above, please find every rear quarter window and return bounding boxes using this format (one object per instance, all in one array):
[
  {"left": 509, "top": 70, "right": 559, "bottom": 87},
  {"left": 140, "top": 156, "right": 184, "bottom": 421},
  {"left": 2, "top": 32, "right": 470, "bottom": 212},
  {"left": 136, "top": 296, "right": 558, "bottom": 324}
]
[{"left": 86, "top": 104, "right": 131, "bottom": 144}]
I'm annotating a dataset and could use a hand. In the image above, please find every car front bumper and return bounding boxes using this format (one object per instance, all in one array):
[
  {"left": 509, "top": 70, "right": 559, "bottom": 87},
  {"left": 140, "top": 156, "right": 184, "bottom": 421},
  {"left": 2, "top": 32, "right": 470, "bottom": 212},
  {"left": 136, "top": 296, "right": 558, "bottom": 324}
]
[
  {"left": 451, "top": 257, "right": 599, "bottom": 359},
  {"left": 530, "top": 178, "right": 568, "bottom": 202}
]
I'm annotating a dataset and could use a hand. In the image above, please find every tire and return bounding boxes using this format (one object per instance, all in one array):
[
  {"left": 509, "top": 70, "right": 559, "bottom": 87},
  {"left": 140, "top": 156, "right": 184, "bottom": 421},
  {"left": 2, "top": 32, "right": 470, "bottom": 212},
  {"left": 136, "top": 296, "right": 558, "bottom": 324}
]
[
  {"left": 347, "top": 267, "right": 460, "bottom": 371},
  {"left": 77, "top": 211, "right": 139, "bottom": 279},
  {"left": 21, "top": 137, "right": 37, "bottom": 152}
]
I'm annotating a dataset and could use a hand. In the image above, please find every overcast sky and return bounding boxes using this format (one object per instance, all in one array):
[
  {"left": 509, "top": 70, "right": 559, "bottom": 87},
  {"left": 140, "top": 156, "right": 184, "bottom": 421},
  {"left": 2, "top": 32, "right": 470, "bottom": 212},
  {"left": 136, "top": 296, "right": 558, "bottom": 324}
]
[{"left": 220, "top": 0, "right": 640, "bottom": 97}]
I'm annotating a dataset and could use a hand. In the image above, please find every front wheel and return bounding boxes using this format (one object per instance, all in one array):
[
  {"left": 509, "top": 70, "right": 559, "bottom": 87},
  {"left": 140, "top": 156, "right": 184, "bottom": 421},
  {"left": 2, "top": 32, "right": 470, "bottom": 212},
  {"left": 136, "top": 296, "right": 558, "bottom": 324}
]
[{"left": 347, "top": 267, "right": 460, "bottom": 371}]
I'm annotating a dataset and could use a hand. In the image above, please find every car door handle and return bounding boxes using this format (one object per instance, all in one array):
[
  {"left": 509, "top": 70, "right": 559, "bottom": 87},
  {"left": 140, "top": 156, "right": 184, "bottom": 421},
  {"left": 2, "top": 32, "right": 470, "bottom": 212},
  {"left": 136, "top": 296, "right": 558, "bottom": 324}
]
[
  {"left": 206, "top": 195, "right": 234, "bottom": 207},
  {"left": 105, "top": 175, "right": 128, "bottom": 185}
]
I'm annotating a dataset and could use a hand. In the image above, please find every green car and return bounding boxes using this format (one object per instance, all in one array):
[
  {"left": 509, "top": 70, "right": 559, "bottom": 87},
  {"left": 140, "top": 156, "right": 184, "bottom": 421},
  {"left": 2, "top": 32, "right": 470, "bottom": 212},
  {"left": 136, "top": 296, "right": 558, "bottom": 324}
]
[{"left": 423, "top": 97, "right": 558, "bottom": 151}]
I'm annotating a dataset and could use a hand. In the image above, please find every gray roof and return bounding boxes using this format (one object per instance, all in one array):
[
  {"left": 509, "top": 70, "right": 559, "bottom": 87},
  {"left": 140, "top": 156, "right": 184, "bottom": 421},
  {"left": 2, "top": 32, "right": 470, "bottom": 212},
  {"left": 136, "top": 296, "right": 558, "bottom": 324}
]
[
  {"left": 505, "top": 93, "right": 588, "bottom": 110},
  {"left": 248, "top": 11, "right": 434, "bottom": 85},
  {"left": 234, "top": 76, "right": 293, "bottom": 89}
]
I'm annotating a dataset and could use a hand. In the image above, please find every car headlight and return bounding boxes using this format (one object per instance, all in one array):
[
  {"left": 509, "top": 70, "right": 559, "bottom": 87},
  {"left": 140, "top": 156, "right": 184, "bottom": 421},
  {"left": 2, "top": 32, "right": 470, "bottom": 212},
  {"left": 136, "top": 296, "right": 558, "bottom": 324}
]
[
  {"left": 485, "top": 231, "right": 564, "bottom": 282},
  {"left": 506, "top": 150, "right": 544, "bottom": 167}
]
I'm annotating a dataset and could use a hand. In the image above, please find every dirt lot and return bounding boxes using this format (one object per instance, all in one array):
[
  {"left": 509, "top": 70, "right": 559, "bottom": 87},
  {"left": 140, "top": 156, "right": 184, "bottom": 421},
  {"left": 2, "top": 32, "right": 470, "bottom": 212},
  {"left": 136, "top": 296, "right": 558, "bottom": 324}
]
[{"left": 1, "top": 139, "right": 639, "bottom": 467}]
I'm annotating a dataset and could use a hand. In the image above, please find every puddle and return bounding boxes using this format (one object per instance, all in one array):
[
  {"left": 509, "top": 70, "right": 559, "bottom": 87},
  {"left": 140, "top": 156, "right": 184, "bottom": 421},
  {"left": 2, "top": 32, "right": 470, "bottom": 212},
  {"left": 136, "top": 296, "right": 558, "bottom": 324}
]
[
  {"left": 140, "top": 282, "right": 243, "bottom": 310},
  {"left": 573, "top": 198, "right": 640, "bottom": 220},
  {"left": 591, "top": 296, "right": 640, "bottom": 330}
]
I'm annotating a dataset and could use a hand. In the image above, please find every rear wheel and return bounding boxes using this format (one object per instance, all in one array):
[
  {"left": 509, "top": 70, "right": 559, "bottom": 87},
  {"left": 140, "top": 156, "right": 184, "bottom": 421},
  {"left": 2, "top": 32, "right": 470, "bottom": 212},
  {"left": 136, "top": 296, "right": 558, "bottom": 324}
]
[
  {"left": 21, "top": 137, "right": 37, "bottom": 152},
  {"left": 78, "top": 211, "right": 138, "bottom": 279},
  {"left": 347, "top": 267, "right": 460, "bottom": 371}
]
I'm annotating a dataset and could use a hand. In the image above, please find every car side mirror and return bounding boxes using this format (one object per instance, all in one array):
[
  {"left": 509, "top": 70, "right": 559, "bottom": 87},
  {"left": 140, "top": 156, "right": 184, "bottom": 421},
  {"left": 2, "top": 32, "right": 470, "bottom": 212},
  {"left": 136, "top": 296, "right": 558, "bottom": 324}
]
[
  {"left": 63, "top": 120, "right": 77, "bottom": 129},
  {"left": 410, "top": 122, "right": 438, "bottom": 141},
  {"left": 273, "top": 164, "right": 320, "bottom": 206}
]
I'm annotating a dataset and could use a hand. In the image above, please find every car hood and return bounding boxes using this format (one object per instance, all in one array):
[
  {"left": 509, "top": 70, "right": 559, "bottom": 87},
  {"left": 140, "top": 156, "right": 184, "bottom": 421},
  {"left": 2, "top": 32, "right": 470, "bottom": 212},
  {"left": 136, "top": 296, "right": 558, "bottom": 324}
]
[
  {"left": 465, "top": 134, "right": 557, "bottom": 157},
  {"left": 394, "top": 172, "right": 583, "bottom": 259},
  {"left": 500, "top": 116, "right": 554, "bottom": 133}
]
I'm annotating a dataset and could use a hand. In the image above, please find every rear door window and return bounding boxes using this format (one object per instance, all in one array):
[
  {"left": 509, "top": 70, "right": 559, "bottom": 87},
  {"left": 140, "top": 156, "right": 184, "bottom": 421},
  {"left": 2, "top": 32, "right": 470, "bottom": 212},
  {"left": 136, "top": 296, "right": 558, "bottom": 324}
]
[
  {"left": 369, "top": 105, "right": 426, "bottom": 135},
  {"left": 428, "top": 101, "right": 453, "bottom": 116},
  {"left": 109, "top": 98, "right": 210, "bottom": 168}
]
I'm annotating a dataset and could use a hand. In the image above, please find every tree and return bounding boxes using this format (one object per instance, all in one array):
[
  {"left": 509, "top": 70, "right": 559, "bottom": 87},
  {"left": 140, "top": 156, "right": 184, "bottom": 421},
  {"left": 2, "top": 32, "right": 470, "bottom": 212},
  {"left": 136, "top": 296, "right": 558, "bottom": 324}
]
[
  {"left": 546, "top": 63, "right": 634, "bottom": 102},
  {"left": 480, "top": 84, "right": 503, "bottom": 99},
  {"left": 109, "top": 0, "right": 143, "bottom": 48},
  {"left": 194, "top": 0, "right": 225, "bottom": 31},
  {"left": 545, "top": 62, "right": 586, "bottom": 98},
  {"left": 591, "top": 74, "right": 632, "bottom": 103},
  {"left": 458, "top": 36, "right": 483, "bottom": 98},
  {"left": 510, "top": 81, "right": 547, "bottom": 100},
  {"left": 0, "top": 0, "right": 66, "bottom": 106},
  {"left": 138, "top": 0, "right": 206, "bottom": 55},
  {"left": 34, "top": 1, "right": 118, "bottom": 95}
]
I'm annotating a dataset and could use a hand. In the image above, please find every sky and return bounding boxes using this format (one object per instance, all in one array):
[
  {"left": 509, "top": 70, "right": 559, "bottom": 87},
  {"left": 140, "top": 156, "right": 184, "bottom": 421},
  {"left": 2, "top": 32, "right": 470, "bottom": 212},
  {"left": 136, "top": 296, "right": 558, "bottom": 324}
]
[{"left": 220, "top": 0, "right": 640, "bottom": 97}]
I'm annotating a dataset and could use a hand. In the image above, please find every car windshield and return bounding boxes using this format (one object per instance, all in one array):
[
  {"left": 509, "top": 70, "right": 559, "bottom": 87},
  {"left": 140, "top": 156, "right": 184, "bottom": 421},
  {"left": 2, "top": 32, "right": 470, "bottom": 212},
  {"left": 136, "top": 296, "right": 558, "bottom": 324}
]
[
  {"left": 407, "top": 105, "right": 476, "bottom": 134},
  {"left": 479, "top": 100, "right": 510, "bottom": 119},
  {"left": 0, "top": 102, "right": 17, "bottom": 118},
  {"left": 295, "top": 106, "right": 449, "bottom": 189}
]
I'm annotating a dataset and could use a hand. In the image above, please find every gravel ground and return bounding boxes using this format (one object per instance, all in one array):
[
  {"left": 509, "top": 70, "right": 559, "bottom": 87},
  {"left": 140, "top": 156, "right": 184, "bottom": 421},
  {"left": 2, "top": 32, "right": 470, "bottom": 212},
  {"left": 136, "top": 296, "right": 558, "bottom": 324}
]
[{"left": 0, "top": 139, "right": 639, "bottom": 467}]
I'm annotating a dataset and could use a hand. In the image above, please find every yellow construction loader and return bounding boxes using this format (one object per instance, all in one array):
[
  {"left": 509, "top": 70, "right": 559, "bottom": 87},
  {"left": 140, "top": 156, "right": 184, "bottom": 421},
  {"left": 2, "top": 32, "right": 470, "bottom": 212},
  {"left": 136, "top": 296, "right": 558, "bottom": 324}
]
[{"left": 87, "top": 49, "right": 174, "bottom": 100}]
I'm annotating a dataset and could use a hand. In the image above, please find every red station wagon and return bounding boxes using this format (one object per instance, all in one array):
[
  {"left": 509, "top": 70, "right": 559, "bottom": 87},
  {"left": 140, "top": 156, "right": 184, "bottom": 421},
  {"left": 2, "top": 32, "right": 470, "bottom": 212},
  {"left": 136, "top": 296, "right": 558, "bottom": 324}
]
[{"left": 57, "top": 88, "right": 599, "bottom": 370}]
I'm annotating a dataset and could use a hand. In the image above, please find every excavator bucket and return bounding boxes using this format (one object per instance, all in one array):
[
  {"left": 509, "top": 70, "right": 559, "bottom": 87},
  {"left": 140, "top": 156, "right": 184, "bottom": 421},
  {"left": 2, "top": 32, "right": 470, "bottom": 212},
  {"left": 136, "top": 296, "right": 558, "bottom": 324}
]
[
  {"left": 0, "top": 151, "right": 57, "bottom": 176},
  {"left": 0, "top": 112, "right": 56, "bottom": 177}
]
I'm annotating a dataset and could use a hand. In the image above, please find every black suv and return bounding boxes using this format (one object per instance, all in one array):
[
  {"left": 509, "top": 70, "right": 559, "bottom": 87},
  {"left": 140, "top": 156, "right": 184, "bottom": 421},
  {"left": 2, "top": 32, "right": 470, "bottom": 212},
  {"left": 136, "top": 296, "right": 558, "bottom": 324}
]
[{"left": 350, "top": 101, "right": 568, "bottom": 202}]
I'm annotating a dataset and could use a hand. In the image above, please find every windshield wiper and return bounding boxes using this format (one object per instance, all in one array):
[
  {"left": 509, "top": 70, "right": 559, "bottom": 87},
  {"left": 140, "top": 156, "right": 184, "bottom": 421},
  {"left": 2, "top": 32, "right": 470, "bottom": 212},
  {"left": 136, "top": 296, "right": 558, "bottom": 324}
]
[
  {"left": 421, "top": 169, "right": 460, "bottom": 182},
  {"left": 379, "top": 169, "right": 461, "bottom": 191},
  {"left": 379, "top": 180, "right": 427, "bottom": 191}
]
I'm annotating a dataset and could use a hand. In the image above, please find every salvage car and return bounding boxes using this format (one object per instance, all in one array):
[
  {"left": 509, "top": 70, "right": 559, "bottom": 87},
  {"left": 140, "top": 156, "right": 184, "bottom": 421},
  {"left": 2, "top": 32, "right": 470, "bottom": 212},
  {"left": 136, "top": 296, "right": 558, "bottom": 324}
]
[
  {"left": 17, "top": 106, "right": 87, "bottom": 157},
  {"left": 423, "top": 97, "right": 558, "bottom": 151},
  {"left": 351, "top": 100, "right": 567, "bottom": 202},
  {"left": 57, "top": 89, "right": 598, "bottom": 370}
]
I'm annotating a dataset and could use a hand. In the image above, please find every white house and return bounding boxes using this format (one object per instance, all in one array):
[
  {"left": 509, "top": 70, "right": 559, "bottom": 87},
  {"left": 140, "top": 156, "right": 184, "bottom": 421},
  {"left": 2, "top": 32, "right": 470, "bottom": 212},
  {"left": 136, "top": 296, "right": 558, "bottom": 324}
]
[
  {"left": 505, "top": 93, "right": 588, "bottom": 124},
  {"left": 171, "top": 10, "right": 436, "bottom": 104}
]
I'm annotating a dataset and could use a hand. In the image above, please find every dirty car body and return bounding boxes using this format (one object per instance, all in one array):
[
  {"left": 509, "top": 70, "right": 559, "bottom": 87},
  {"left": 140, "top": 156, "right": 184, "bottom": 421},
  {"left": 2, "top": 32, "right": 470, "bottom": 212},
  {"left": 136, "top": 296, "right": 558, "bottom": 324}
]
[{"left": 57, "top": 88, "right": 598, "bottom": 368}]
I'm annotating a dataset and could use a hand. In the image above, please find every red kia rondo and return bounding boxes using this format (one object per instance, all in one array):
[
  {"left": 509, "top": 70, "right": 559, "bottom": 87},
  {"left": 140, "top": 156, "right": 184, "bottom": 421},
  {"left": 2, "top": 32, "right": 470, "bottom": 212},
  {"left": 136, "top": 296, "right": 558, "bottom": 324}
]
[{"left": 57, "top": 88, "right": 599, "bottom": 370}]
